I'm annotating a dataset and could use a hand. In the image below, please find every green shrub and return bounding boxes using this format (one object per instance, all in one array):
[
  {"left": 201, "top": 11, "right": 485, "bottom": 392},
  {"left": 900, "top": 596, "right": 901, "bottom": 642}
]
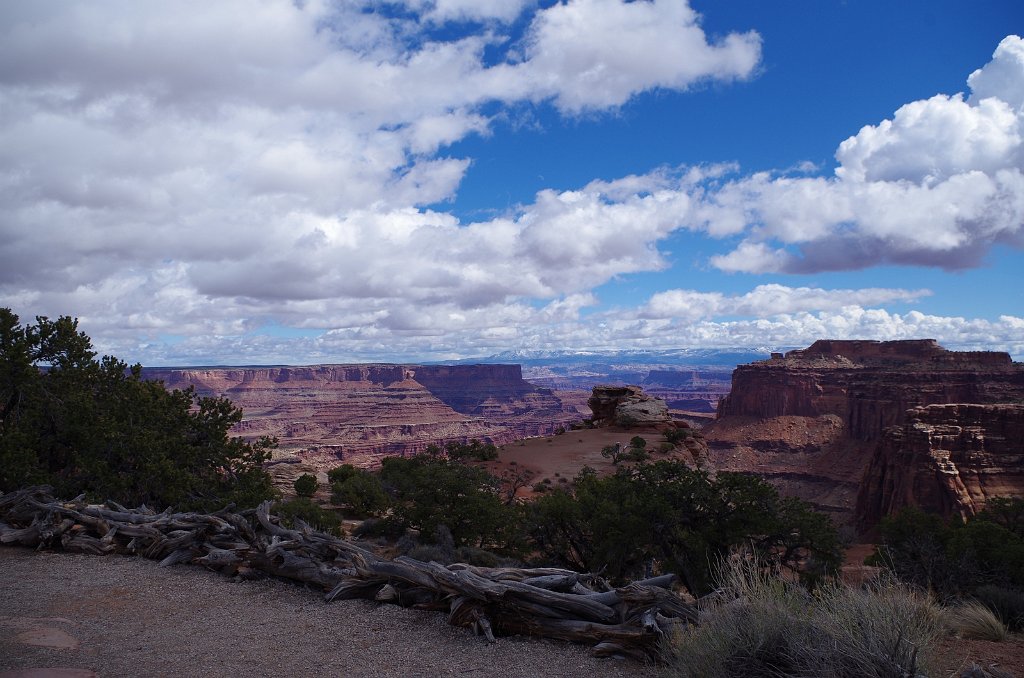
[
  {"left": 0, "top": 309, "right": 275, "bottom": 510},
  {"left": 379, "top": 455, "right": 521, "bottom": 553},
  {"left": 351, "top": 517, "right": 405, "bottom": 540},
  {"left": 665, "top": 427, "right": 692, "bottom": 446},
  {"left": 331, "top": 470, "right": 389, "bottom": 517},
  {"left": 327, "top": 464, "right": 358, "bottom": 485},
  {"left": 444, "top": 439, "right": 498, "bottom": 461},
  {"left": 293, "top": 473, "right": 318, "bottom": 497},
  {"left": 975, "top": 497, "right": 1024, "bottom": 538},
  {"left": 871, "top": 506, "right": 1024, "bottom": 596},
  {"left": 273, "top": 498, "right": 341, "bottom": 536},
  {"left": 529, "top": 461, "right": 840, "bottom": 592}
]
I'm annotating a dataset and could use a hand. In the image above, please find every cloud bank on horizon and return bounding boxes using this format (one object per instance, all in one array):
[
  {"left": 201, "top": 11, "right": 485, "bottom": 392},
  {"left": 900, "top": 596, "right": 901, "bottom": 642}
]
[{"left": 0, "top": 1, "right": 1022, "bottom": 364}]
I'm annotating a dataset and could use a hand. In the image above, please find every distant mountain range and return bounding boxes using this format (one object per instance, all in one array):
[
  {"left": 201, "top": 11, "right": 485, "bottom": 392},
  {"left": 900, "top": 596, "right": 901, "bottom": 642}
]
[
  {"left": 440, "top": 348, "right": 792, "bottom": 414},
  {"left": 444, "top": 347, "right": 787, "bottom": 368}
]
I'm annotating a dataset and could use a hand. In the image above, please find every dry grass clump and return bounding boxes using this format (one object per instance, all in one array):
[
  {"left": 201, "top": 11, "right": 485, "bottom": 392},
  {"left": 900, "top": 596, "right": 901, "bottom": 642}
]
[
  {"left": 664, "top": 558, "right": 945, "bottom": 678},
  {"left": 948, "top": 602, "right": 1009, "bottom": 642},
  {"left": 973, "top": 585, "right": 1024, "bottom": 631}
]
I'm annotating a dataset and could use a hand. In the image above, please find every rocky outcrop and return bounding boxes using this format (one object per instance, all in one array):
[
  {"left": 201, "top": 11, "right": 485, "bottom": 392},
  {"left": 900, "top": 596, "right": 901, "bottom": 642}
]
[
  {"left": 705, "top": 340, "right": 1024, "bottom": 528},
  {"left": 587, "top": 385, "right": 670, "bottom": 427},
  {"left": 143, "top": 364, "right": 581, "bottom": 470},
  {"left": 857, "top": 404, "right": 1024, "bottom": 527},
  {"left": 585, "top": 385, "right": 709, "bottom": 466}
]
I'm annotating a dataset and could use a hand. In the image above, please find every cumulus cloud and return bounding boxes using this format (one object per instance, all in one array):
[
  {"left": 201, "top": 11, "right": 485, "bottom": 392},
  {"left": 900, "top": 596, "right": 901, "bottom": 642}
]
[
  {"left": 99, "top": 303, "right": 1024, "bottom": 366},
  {"left": 0, "top": 0, "right": 765, "bottom": 358},
  {"left": 406, "top": 0, "right": 535, "bottom": 24},
  {"left": 640, "top": 284, "right": 931, "bottom": 321},
  {"left": 518, "top": 0, "right": 761, "bottom": 112},
  {"left": 700, "top": 35, "right": 1024, "bottom": 273},
  {"left": 1, "top": 4, "right": 1019, "bottom": 364}
]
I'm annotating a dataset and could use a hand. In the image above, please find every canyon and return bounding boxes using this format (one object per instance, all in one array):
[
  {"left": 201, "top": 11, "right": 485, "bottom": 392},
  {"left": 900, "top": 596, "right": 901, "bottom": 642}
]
[
  {"left": 142, "top": 364, "right": 583, "bottom": 470},
  {"left": 703, "top": 340, "right": 1024, "bottom": 529},
  {"left": 142, "top": 340, "right": 1024, "bottom": 531}
]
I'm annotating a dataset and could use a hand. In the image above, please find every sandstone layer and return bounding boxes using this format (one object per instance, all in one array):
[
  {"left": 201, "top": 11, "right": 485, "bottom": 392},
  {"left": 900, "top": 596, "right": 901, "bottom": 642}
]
[
  {"left": 143, "top": 364, "right": 582, "bottom": 470},
  {"left": 857, "top": 403, "right": 1024, "bottom": 527},
  {"left": 704, "top": 340, "right": 1024, "bottom": 528}
]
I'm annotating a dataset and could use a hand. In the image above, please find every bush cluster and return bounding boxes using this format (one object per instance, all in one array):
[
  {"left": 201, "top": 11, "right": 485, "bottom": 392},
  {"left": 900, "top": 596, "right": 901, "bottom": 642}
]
[
  {"left": 870, "top": 499, "right": 1024, "bottom": 630},
  {"left": 528, "top": 462, "right": 841, "bottom": 592},
  {"left": 0, "top": 309, "right": 275, "bottom": 510},
  {"left": 323, "top": 452, "right": 841, "bottom": 596},
  {"left": 273, "top": 497, "right": 342, "bottom": 536},
  {"left": 293, "top": 473, "right": 318, "bottom": 497},
  {"left": 433, "top": 439, "right": 499, "bottom": 461}
]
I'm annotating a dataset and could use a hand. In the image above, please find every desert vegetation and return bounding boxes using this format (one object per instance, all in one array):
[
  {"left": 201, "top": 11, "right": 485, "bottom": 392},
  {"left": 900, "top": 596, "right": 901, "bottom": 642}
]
[
  {"left": 869, "top": 499, "right": 1024, "bottom": 634},
  {"left": 666, "top": 557, "right": 947, "bottom": 678},
  {"left": 0, "top": 309, "right": 276, "bottom": 510}
]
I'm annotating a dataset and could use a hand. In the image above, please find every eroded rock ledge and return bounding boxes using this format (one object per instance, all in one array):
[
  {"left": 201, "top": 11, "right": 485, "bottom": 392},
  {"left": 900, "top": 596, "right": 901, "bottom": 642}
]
[
  {"left": 857, "top": 403, "right": 1024, "bottom": 527},
  {"left": 587, "top": 385, "right": 670, "bottom": 428},
  {"left": 704, "top": 340, "right": 1024, "bottom": 529}
]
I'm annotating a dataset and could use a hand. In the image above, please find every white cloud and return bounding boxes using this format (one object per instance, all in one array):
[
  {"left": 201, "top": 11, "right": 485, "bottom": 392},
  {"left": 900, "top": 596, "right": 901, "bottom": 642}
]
[
  {"left": 1, "top": 5, "right": 1020, "bottom": 364},
  {"left": 517, "top": 0, "right": 761, "bottom": 112},
  {"left": 0, "top": 1, "right": 760, "bottom": 348},
  {"left": 408, "top": 0, "right": 535, "bottom": 24},
  {"left": 700, "top": 35, "right": 1024, "bottom": 273},
  {"left": 641, "top": 284, "right": 931, "bottom": 321},
  {"left": 88, "top": 302, "right": 1024, "bottom": 365},
  {"left": 969, "top": 35, "right": 1024, "bottom": 110}
]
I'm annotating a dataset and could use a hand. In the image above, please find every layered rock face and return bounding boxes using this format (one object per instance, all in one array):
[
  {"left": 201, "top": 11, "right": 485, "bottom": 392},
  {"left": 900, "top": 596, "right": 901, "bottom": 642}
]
[
  {"left": 858, "top": 404, "right": 1024, "bottom": 527},
  {"left": 705, "top": 340, "right": 1024, "bottom": 527},
  {"left": 143, "top": 364, "right": 581, "bottom": 469},
  {"left": 718, "top": 339, "right": 1021, "bottom": 440}
]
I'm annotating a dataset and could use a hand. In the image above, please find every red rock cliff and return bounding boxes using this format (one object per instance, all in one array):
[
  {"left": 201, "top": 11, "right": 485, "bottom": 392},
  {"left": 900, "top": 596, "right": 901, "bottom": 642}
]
[
  {"left": 717, "top": 340, "right": 1022, "bottom": 440},
  {"left": 857, "top": 404, "right": 1024, "bottom": 528},
  {"left": 706, "top": 340, "right": 1024, "bottom": 528},
  {"left": 142, "top": 363, "right": 581, "bottom": 469}
]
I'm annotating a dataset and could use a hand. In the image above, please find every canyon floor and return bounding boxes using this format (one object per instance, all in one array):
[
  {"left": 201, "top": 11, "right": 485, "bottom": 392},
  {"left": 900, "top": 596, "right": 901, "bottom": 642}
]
[{"left": 483, "top": 424, "right": 689, "bottom": 496}]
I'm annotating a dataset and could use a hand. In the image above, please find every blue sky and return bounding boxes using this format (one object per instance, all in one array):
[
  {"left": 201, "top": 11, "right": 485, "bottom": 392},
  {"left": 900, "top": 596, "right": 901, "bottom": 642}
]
[{"left": 1, "top": 1, "right": 1022, "bottom": 364}]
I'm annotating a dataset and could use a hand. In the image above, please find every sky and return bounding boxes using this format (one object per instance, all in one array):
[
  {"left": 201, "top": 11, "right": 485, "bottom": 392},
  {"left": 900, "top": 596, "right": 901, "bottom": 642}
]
[{"left": 1, "top": 0, "right": 1023, "bottom": 365}]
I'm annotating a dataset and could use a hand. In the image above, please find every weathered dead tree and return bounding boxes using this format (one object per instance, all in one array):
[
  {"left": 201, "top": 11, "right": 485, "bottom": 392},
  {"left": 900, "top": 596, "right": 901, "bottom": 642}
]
[{"left": 0, "top": 486, "right": 695, "bottom": 661}]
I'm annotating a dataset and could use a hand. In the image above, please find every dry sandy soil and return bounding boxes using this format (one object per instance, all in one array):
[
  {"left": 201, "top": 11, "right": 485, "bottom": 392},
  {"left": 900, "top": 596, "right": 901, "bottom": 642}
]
[
  {"left": 0, "top": 547, "right": 654, "bottom": 678},
  {"left": 480, "top": 425, "right": 692, "bottom": 498}
]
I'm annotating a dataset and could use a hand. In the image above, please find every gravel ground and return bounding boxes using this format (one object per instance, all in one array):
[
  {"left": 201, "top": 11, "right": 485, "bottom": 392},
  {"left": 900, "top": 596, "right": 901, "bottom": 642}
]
[{"left": 0, "top": 547, "right": 658, "bottom": 678}]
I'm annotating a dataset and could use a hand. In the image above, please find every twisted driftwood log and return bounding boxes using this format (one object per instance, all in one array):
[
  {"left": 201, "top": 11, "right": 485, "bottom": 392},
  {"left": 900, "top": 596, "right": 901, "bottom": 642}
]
[{"left": 0, "top": 486, "right": 695, "bottom": 660}]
